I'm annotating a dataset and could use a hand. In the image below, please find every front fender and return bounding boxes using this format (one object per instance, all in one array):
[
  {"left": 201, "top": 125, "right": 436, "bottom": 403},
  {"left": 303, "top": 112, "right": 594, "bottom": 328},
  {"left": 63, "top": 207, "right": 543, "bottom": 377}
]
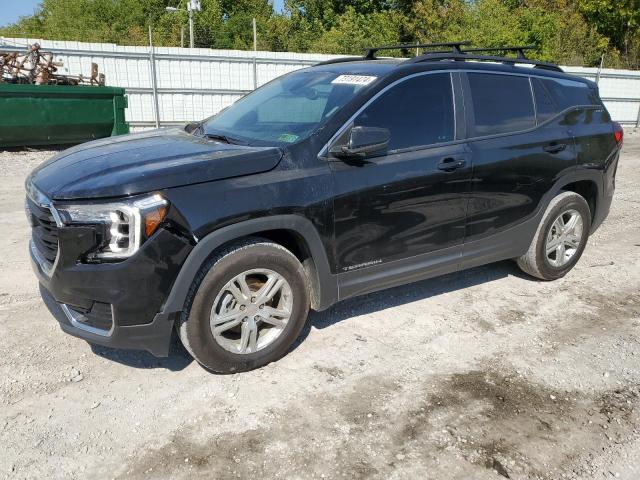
[{"left": 159, "top": 215, "right": 338, "bottom": 316}]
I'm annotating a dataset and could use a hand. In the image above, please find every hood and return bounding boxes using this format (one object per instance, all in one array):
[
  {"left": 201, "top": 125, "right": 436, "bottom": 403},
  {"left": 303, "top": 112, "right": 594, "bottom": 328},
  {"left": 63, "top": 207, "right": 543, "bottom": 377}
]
[{"left": 28, "top": 128, "right": 283, "bottom": 200}]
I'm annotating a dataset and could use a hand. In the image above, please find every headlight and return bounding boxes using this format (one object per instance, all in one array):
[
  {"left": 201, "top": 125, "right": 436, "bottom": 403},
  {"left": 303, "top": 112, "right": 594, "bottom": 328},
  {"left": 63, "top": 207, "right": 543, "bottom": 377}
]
[{"left": 56, "top": 194, "right": 168, "bottom": 260}]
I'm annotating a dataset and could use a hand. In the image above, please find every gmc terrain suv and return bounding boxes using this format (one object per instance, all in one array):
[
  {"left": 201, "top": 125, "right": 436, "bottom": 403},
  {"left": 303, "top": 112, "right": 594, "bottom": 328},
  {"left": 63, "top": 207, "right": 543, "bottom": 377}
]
[{"left": 26, "top": 42, "right": 623, "bottom": 373}]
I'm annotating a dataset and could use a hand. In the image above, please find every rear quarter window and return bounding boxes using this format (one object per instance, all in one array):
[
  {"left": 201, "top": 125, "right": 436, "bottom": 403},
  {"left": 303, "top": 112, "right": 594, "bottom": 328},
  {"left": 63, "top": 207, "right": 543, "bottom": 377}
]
[
  {"left": 541, "top": 77, "right": 601, "bottom": 109},
  {"left": 531, "top": 77, "right": 560, "bottom": 123},
  {"left": 467, "top": 73, "right": 536, "bottom": 136}
]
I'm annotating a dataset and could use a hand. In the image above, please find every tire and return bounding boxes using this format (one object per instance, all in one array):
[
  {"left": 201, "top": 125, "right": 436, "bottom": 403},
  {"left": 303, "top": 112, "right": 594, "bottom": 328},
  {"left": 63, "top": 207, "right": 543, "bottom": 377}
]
[
  {"left": 517, "top": 191, "right": 591, "bottom": 280},
  {"left": 179, "top": 238, "right": 310, "bottom": 373}
]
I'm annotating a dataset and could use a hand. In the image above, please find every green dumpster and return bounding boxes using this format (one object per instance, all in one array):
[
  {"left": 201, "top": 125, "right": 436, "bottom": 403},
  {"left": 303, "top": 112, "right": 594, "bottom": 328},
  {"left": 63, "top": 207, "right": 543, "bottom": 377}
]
[{"left": 0, "top": 84, "right": 129, "bottom": 148}]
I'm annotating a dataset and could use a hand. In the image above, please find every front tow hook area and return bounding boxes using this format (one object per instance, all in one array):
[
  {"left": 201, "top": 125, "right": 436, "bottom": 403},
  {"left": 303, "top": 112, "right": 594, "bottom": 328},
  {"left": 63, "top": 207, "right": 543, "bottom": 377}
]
[{"left": 39, "top": 284, "right": 175, "bottom": 358}]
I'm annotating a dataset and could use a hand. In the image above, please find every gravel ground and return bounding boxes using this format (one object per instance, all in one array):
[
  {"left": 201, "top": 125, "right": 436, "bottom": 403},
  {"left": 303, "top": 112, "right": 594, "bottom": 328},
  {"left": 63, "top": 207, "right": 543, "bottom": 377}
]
[{"left": 1, "top": 132, "right": 639, "bottom": 480}]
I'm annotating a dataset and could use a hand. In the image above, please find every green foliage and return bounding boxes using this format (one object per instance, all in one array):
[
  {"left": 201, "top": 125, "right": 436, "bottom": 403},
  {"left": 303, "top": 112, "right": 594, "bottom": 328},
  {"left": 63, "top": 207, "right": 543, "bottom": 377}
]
[
  {"left": 310, "top": 7, "right": 404, "bottom": 54},
  {"left": 0, "top": 0, "right": 637, "bottom": 67},
  {"left": 578, "top": 0, "right": 640, "bottom": 67},
  {"left": 410, "top": 0, "right": 469, "bottom": 44}
]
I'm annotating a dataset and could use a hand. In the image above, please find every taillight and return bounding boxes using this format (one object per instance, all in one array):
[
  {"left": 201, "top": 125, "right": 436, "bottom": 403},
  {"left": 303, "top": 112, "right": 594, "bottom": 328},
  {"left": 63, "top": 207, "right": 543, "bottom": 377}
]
[{"left": 613, "top": 122, "right": 624, "bottom": 146}]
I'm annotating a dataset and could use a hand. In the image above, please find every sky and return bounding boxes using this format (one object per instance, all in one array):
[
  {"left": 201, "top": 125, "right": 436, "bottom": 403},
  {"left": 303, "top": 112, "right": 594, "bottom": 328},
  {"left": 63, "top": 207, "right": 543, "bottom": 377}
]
[
  {"left": 0, "top": 0, "right": 41, "bottom": 27},
  {"left": 1, "top": 0, "right": 286, "bottom": 27}
]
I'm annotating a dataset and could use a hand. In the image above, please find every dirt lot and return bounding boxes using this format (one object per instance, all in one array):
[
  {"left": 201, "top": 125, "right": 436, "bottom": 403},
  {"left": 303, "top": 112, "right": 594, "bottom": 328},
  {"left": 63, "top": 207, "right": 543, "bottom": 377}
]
[{"left": 1, "top": 132, "right": 640, "bottom": 480}]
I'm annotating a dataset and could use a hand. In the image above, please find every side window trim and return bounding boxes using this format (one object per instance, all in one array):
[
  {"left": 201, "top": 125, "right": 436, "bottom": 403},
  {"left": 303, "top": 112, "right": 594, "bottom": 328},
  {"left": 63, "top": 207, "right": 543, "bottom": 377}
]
[
  {"left": 535, "top": 104, "right": 603, "bottom": 128},
  {"left": 529, "top": 77, "right": 538, "bottom": 126},
  {"left": 450, "top": 72, "right": 458, "bottom": 142},
  {"left": 319, "top": 71, "right": 460, "bottom": 159}
]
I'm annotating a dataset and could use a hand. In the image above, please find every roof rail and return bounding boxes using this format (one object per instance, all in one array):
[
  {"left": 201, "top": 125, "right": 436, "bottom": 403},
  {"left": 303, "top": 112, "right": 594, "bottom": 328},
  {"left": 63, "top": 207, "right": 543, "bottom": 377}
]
[
  {"left": 313, "top": 43, "right": 562, "bottom": 72},
  {"left": 460, "top": 46, "right": 536, "bottom": 59},
  {"left": 363, "top": 41, "right": 471, "bottom": 60},
  {"left": 314, "top": 56, "right": 364, "bottom": 66},
  {"left": 313, "top": 41, "right": 472, "bottom": 66},
  {"left": 403, "top": 51, "right": 563, "bottom": 72}
]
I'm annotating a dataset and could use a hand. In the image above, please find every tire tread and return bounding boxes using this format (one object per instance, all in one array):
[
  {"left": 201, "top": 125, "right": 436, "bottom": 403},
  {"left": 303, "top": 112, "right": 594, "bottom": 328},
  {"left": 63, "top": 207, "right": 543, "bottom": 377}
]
[{"left": 178, "top": 237, "right": 307, "bottom": 373}]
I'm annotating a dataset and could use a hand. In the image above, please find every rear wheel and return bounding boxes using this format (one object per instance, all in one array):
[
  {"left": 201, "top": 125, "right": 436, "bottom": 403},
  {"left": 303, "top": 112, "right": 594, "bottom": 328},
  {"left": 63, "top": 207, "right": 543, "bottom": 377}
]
[
  {"left": 179, "top": 239, "right": 310, "bottom": 373},
  {"left": 517, "top": 191, "right": 591, "bottom": 280}
]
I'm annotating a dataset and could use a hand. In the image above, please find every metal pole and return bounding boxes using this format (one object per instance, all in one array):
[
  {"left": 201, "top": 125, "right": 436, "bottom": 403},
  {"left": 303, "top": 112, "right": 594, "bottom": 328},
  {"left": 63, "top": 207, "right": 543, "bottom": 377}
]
[
  {"left": 636, "top": 103, "right": 640, "bottom": 128},
  {"left": 253, "top": 18, "right": 257, "bottom": 52},
  {"left": 595, "top": 54, "right": 604, "bottom": 84},
  {"left": 148, "top": 24, "right": 161, "bottom": 129},
  {"left": 252, "top": 18, "right": 258, "bottom": 89},
  {"left": 189, "top": 7, "right": 194, "bottom": 48}
]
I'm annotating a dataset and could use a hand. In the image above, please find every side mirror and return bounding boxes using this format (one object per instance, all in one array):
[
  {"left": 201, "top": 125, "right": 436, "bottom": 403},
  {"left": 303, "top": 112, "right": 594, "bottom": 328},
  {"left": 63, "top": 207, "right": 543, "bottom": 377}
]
[
  {"left": 330, "top": 126, "right": 390, "bottom": 160},
  {"left": 184, "top": 121, "right": 201, "bottom": 134}
]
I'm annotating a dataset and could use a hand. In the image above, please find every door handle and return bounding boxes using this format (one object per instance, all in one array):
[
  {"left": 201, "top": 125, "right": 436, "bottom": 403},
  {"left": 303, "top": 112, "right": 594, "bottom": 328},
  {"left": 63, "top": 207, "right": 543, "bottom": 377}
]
[
  {"left": 543, "top": 143, "right": 567, "bottom": 154},
  {"left": 437, "top": 157, "right": 467, "bottom": 172}
]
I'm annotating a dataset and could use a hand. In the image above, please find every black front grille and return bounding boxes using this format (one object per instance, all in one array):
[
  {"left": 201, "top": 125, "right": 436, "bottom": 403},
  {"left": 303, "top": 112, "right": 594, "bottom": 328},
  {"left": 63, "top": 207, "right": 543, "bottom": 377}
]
[{"left": 27, "top": 197, "right": 59, "bottom": 265}]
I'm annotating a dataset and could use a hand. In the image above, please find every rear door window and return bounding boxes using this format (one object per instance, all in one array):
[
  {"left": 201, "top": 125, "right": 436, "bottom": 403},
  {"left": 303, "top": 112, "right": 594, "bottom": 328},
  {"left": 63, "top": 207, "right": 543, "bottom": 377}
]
[
  {"left": 467, "top": 73, "right": 536, "bottom": 136},
  {"left": 353, "top": 73, "right": 455, "bottom": 152}
]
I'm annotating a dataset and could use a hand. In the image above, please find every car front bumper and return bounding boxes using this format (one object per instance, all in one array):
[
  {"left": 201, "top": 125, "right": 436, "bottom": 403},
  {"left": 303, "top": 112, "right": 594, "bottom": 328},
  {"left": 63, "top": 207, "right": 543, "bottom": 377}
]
[
  {"left": 38, "top": 283, "right": 176, "bottom": 357},
  {"left": 30, "top": 225, "right": 192, "bottom": 357}
]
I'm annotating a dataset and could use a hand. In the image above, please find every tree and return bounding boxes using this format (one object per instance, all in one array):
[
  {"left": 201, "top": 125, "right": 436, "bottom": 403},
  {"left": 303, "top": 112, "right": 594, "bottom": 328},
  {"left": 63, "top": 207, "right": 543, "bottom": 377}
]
[
  {"left": 310, "top": 6, "right": 405, "bottom": 54},
  {"left": 285, "top": 0, "right": 391, "bottom": 30},
  {"left": 578, "top": 0, "right": 639, "bottom": 67},
  {"left": 1, "top": 0, "right": 177, "bottom": 45},
  {"left": 211, "top": 0, "right": 274, "bottom": 49},
  {"left": 0, "top": 0, "right": 636, "bottom": 66}
]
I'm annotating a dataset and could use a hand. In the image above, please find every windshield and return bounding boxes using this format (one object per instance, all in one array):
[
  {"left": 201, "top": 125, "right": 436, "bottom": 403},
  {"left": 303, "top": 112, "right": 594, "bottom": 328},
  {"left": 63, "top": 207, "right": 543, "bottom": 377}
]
[{"left": 202, "top": 70, "right": 375, "bottom": 146}]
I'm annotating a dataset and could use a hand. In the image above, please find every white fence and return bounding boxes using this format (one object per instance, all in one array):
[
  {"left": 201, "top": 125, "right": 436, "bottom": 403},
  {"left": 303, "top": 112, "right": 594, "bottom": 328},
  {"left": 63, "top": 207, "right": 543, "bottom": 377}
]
[{"left": 2, "top": 37, "right": 639, "bottom": 129}]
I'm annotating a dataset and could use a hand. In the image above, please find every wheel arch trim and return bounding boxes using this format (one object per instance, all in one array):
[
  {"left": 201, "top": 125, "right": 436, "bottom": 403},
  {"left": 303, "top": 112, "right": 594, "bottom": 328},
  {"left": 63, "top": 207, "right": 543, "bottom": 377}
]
[
  {"left": 555, "top": 173, "right": 601, "bottom": 197},
  {"left": 553, "top": 170, "right": 604, "bottom": 231},
  {"left": 160, "top": 215, "right": 338, "bottom": 317}
]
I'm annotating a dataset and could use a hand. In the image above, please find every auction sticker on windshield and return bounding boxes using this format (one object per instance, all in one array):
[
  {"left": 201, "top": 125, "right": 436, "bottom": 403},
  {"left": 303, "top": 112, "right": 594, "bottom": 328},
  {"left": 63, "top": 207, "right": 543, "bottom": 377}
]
[
  {"left": 278, "top": 133, "right": 299, "bottom": 143},
  {"left": 331, "top": 75, "right": 377, "bottom": 85}
]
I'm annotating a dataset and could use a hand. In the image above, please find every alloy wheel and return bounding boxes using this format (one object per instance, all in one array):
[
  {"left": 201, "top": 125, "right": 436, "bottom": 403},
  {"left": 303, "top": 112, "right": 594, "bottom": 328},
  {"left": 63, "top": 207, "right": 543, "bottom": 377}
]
[
  {"left": 209, "top": 269, "right": 293, "bottom": 354},
  {"left": 545, "top": 208, "right": 584, "bottom": 267}
]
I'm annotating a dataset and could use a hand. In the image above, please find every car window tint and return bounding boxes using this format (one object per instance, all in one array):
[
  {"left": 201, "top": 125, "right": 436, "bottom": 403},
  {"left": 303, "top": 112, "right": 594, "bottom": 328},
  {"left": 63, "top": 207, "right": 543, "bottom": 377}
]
[
  {"left": 468, "top": 73, "right": 535, "bottom": 136},
  {"left": 542, "top": 77, "right": 600, "bottom": 109},
  {"left": 353, "top": 73, "right": 454, "bottom": 152},
  {"left": 532, "top": 77, "right": 560, "bottom": 123}
]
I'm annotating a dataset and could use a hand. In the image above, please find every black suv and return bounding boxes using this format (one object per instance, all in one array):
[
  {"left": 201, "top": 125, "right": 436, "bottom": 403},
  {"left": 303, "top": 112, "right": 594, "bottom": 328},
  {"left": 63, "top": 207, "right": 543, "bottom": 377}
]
[{"left": 26, "top": 43, "right": 623, "bottom": 373}]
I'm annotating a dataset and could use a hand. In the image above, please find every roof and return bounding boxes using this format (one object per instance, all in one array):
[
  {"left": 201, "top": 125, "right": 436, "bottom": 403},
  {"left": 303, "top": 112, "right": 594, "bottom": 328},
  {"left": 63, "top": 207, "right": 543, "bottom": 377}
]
[
  {"left": 311, "top": 59, "right": 403, "bottom": 76},
  {"left": 310, "top": 57, "right": 596, "bottom": 88}
]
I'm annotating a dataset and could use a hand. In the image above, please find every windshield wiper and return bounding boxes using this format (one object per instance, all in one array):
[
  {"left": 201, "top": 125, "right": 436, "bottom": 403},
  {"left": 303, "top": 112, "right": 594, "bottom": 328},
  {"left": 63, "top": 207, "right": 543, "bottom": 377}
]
[{"left": 203, "top": 132, "right": 246, "bottom": 145}]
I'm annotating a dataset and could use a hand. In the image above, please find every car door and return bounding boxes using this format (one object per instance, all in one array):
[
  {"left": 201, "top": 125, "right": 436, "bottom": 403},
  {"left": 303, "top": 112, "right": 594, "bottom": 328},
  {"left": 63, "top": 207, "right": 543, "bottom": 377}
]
[
  {"left": 326, "top": 72, "right": 473, "bottom": 297},
  {"left": 539, "top": 76, "right": 617, "bottom": 176},
  {"left": 461, "top": 71, "right": 577, "bottom": 263}
]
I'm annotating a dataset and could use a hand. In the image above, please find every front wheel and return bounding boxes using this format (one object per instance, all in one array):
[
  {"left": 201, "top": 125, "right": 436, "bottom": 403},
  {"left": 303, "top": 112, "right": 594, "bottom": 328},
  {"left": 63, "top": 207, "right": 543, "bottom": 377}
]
[
  {"left": 179, "top": 239, "right": 310, "bottom": 373},
  {"left": 517, "top": 191, "right": 591, "bottom": 280}
]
